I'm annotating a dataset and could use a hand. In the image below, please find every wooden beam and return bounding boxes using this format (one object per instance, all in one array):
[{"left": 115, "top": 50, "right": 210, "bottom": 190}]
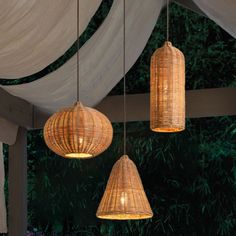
[
  {"left": 0, "top": 118, "right": 18, "bottom": 145},
  {"left": 0, "top": 88, "right": 32, "bottom": 128},
  {"left": 1, "top": 87, "right": 236, "bottom": 129},
  {"left": 186, "top": 88, "right": 236, "bottom": 118},
  {"left": 0, "top": 88, "right": 49, "bottom": 129},
  {"left": 8, "top": 127, "right": 27, "bottom": 236},
  {"left": 96, "top": 88, "right": 236, "bottom": 123}
]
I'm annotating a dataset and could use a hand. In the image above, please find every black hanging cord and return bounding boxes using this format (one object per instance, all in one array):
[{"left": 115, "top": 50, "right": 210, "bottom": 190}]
[
  {"left": 167, "top": 0, "right": 169, "bottom": 41},
  {"left": 77, "top": 0, "right": 80, "bottom": 101},
  {"left": 123, "top": 0, "right": 126, "bottom": 155}
]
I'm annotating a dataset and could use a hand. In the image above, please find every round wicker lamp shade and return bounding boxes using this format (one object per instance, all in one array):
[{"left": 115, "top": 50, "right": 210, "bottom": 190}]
[
  {"left": 96, "top": 155, "right": 153, "bottom": 220},
  {"left": 150, "top": 41, "right": 185, "bottom": 132},
  {"left": 44, "top": 102, "right": 113, "bottom": 159}
]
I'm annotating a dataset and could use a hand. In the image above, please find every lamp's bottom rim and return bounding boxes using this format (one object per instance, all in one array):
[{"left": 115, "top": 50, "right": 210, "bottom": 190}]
[
  {"left": 151, "top": 127, "right": 185, "bottom": 133},
  {"left": 96, "top": 213, "right": 153, "bottom": 220},
  {"left": 65, "top": 153, "right": 93, "bottom": 158}
]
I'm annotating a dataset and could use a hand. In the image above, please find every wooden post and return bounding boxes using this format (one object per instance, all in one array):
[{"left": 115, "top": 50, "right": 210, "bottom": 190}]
[{"left": 8, "top": 127, "right": 27, "bottom": 236}]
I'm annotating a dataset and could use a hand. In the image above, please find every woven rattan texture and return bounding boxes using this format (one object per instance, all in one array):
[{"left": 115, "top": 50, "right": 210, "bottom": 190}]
[
  {"left": 150, "top": 41, "right": 185, "bottom": 132},
  {"left": 96, "top": 155, "right": 153, "bottom": 220},
  {"left": 44, "top": 102, "right": 113, "bottom": 158}
]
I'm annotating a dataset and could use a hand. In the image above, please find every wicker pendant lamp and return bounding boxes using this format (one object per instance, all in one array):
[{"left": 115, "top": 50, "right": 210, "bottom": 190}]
[
  {"left": 96, "top": 0, "right": 153, "bottom": 220},
  {"left": 44, "top": 101, "right": 113, "bottom": 158},
  {"left": 43, "top": 0, "right": 113, "bottom": 159},
  {"left": 96, "top": 155, "right": 153, "bottom": 220},
  {"left": 150, "top": 0, "right": 185, "bottom": 132}
]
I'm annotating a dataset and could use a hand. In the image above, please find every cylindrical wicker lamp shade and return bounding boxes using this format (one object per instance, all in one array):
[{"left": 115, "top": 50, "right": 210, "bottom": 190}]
[
  {"left": 150, "top": 41, "right": 185, "bottom": 132},
  {"left": 44, "top": 102, "right": 113, "bottom": 159},
  {"left": 96, "top": 155, "right": 153, "bottom": 220}
]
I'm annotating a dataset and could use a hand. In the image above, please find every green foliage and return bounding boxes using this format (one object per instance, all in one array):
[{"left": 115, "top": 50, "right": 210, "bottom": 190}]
[
  {"left": 110, "top": 3, "right": 236, "bottom": 95},
  {"left": 25, "top": 116, "right": 236, "bottom": 235}
]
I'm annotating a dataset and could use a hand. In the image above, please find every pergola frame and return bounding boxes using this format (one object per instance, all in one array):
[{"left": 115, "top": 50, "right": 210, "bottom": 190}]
[
  {"left": 2, "top": 87, "right": 236, "bottom": 130},
  {"left": 4, "top": 87, "right": 236, "bottom": 234},
  {"left": 1, "top": 0, "right": 234, "bottom": 235}
]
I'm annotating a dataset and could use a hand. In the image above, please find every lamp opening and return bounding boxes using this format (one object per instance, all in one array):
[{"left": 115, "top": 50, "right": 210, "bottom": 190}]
[
  {"left": 97, "top": 213, "right": 153, "bottom": 220},
  {"left": 151, "top": 127, "right": 185, "bottom": 133},
  {"left": 65, "top": 153, "right": 93, "bottom": 158}
]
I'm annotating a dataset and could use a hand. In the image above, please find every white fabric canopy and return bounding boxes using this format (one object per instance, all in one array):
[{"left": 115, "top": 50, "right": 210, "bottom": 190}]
[
  {"left": 1, "top": 0, "right": 236, "bottom": 115},
  {"left": 0, "top": 143, "right": 7, "bottom": 233},
  {"left": 2, "top": 0, "right": 164, "bottom": 114},
  {"left": 0, "top": 0, "right": 101, "bottom": 78},
  {"left": 193, "top": 0, "right": 236, "bottom": 38}
]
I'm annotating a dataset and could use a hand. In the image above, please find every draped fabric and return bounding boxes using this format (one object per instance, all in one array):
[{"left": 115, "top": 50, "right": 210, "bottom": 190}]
[
  {"left": 0, "top": 0, "right": 101, "bottom": 79},
  {"left": 0, "top": 143, "right": 7, "bottom": 233},
  {"left": 193, "top": 0, "right": 236, "bottom": 38},
  {"left": 2, "top": 0, "right": 164, "bottom": 114},
  {"left": 1, "top": 0, "right": 236, "bottom": 114}
]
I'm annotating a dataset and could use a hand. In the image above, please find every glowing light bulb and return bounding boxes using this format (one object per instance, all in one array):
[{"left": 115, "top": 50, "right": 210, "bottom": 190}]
[
  {"left": 79, "top": 137, "right": 83, "bottom": 144},
  {"left": 120, "top": 192, "right": 127, "bottom": 205}
]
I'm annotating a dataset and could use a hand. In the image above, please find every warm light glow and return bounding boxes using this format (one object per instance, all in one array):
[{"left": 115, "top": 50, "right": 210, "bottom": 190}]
[
  {"left": 120, "top": 197, "right": 125, "bottom": 205},
  {"left": 152, "top": 127, "right": 184, "bottom": 133},
  {"left": 64, "top": 137, "right": 93, "bottom": 158},
  {"left": 97, "top": 213, "right": 153, "bottom": 220},
  {"left": 65, "top": 153, "right": 93, "bottom": 158},
  {"left": 120, "top": 192, "right": 127, "bottom": 205},
  {"left": 79, "top": 137, "right": 83, "bottom": 144}
]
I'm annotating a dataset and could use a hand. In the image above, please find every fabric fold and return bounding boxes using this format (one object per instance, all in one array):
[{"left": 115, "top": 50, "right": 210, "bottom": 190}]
[
  {"left": 193, "top": 0, "right": 236, "bottom": 38},
  {"left": 2, "top": 0, "right": 164, "bottom": 114},
  {"left": 0, "top": 0, "right": 101, "bottom": 78}
]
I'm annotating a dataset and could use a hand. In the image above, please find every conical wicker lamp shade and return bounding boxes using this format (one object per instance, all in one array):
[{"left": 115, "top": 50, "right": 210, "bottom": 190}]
[
  {"left": 96, "top": 155, "right": 153, "bottom": 220},
  {"left": 44, "top": 102, "right": 113, "bottom": 159},
  {"left": 150, "top": 41, "right": 185, "bottom": 132}
]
